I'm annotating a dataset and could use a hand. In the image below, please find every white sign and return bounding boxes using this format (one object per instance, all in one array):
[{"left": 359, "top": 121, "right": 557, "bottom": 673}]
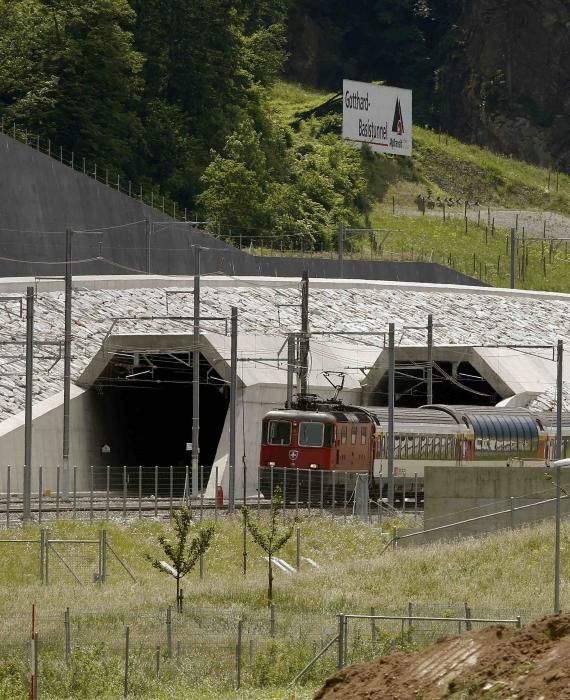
[{"left": 342, "top": 79, "right": 412, "bottom": 156}]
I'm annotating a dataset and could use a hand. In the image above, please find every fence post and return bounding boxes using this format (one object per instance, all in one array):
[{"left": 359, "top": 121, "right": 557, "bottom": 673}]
[
  {"left": 166, "top": 606, "right": 173, "bottom": 659},
  {"left": 6, "top": 465, "right": 10, "bottom": 528},
  {"left": 40, "top": 529, "right": 46, "bottom": 583},
  {"left": 154, "top": 466, "right": 158, "bottom": 518},
  {"left": 465, "top": 604, "right": 472, "bottom": 631},
  {"left": 38, "top": 467, "right": 43, "bottom": 524},
  {"left": 270, "top": 603, "right": 276, "bottom": 637},
  {"left": 214, "top": 466, "right": 218, "bottom": 521},
  {"left": 105, "top": 466, "right": 110, "bottom": 520},
  {"left": 320, "top": 470, "right": 324, "bottom": 517},
  {"left": 90, "top": 466, "right": 94, "bottom": 522},
  {"left": 64, "top": 608, "right": 72, "bottom": 667},
  {"left": 407, "top": 602, "right": 413, "bottom": 643},
  {"left": 101, "top": 529, "right": 107, "bottom": 582},
  {"left": 123, "top": 466, "right": 128, "bottom": 518},
  {"left": 236, "top": 619, "right": 243, "bottom": 689},
  {"left": 296, "top": 526, "right": 300, "bottom": 572},
  {"left": 414, "top": 473, "right": 418, "bottom": 521},
  {"left": 337, "top": 614, "right": 345, "bottom": 669},
  {"left": 123, "top": 626, "right": 130, "bottom": 699},
  {"left": 138, "top": 466, "right": 142, "bottom": 520},
  {"left": 371, "top": 607, "right": 376, "bottom": 645},
  {"left": 98, "top": 530, "right": 104, "bottom": 583},
  {"left": 169, "top": 465, "right": 173, "bottom": 512},
  {"left": 33, "top": 633, "right": 39, "bottom": 700},
  {"left": 200, "top": 464, "right": 204, "bottom": 521},
  {"left": 44, "top": 528, "right": 50, "bottom": 584},
  {"left": 73, "top": 466, "right": 78, "bottom": 517},
  {"left": 510, "top": 497, "right": 515, "bottom": 529},
  {"left": 332, "top": 471, "right": 336, "bottom": 519},
  {"left": 155, "top": 646, "right": 160, "bottom": 676}
]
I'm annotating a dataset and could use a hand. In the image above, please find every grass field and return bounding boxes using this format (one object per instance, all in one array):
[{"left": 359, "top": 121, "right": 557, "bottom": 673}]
[{"left": 1, "top": 513, "right": 568, "bottom": 698}]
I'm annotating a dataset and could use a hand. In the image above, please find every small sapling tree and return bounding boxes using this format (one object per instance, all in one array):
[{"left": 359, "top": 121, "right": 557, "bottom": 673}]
[
  {"left": 242, "top": 487, "right": 294, "bottom": 606},
  {"left": 148, "top": 506, "right": 214, "bottom": 611}
]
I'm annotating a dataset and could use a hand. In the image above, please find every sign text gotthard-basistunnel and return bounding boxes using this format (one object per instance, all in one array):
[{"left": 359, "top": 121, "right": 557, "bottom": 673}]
[{"left": 342, "top": 79, "right": 412, "bottom": 157}]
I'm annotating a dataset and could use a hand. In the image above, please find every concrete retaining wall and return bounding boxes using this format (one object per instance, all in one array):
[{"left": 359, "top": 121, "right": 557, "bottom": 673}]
[
  {"left": 0, "top": 133, "right": 483, "bottom": 285},
  {"left": 416, "top": 465, "right": 570, "bottom": 542}
]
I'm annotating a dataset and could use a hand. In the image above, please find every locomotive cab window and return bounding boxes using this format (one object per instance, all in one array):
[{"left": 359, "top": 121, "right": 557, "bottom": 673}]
[
  {"left": 267, "top": 421, "right": 292, "bottom": 446},
  {"left": 299, "top": 422, "right": 324, "bottom": 447}
]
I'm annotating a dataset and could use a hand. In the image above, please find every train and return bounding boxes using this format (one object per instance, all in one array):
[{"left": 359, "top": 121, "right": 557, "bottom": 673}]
[{"left": 258, "top": 395, "right": 570, "bottom": 504}]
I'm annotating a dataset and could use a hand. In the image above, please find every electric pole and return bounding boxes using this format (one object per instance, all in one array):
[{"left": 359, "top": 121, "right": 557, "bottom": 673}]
[
  {"left": 427, "top": 314, "right": 434, "bottom": 405},
  {"left": 23, "top": 286, "right": 34, "bottom": 520},
  {"left": 62, "top": 228, "right": 72, "bottom": 499},
  {"left": 554, "top": 338, "right": 563, "bottom": 613},
  {"left": 286, "top": 333, "right": 295, "bottom": 407},
  {"left": 387, "top": 323, "right": 395, "bottom": 507},
  {"left": 298, "top": 271, "right": 309, "bottom": 396},
  {"left": 192, "top": 246, "right": 201, "bottom": 497},
  {"left": 228, "top": 306, "right": 238, "bottom": 512}
]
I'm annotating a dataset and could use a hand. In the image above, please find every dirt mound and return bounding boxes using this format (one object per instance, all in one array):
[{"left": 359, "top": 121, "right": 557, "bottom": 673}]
[{"left": 314, "top": 613, "right": 570, "bottom": 699}]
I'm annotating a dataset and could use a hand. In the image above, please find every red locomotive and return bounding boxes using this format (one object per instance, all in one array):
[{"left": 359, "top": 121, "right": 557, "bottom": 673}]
[{"left": 259, "top": 396, "right": 570, "bottom": 503}]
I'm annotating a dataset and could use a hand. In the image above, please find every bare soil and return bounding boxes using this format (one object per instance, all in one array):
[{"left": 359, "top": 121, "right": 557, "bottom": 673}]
[{"left": 314, "top": 613, "right": 570, "bottom": 699}]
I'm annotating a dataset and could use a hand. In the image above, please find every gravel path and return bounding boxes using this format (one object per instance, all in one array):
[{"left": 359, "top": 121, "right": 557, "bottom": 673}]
[{"left": 397, "top": 206, "right": 570, "bottom": 239}]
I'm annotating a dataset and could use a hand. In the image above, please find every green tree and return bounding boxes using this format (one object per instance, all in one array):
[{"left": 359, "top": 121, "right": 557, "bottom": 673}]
[
  {"left": 148, "top": 507, "right": 215, "bottom": 611},
  {"left": 0, "top": 0, "right": 143, "bottom": 172},
  {"left": 242, "top": 488, "right": 294, "bottom": 606}
]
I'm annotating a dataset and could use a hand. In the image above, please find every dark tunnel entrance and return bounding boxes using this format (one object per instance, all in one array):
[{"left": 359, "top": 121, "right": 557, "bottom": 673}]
[
  {"left": 92, "top": 351, "right": 229, "bottom": 495},
  {"left": 373, "top": 360, "right": 501, "bottom": 408}
]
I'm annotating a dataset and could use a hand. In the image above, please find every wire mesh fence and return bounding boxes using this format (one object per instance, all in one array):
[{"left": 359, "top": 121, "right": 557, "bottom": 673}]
[
  {"left": 1, "top": 601, "right": 549, "bottom": 696},
  {"left": 0, "top": 529, "right": 134, "bottom": 586},
  {"left": 0, "top": 465, "right": 420, "bottom": 528}
]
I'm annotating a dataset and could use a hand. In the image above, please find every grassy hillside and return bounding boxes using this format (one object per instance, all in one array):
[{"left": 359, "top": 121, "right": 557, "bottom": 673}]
[
  {"left": 0, "top": 515, "right": 567, "bottom": 698},
  {"left": 270, "top": 82, "right": 570, "bottom": 292}
]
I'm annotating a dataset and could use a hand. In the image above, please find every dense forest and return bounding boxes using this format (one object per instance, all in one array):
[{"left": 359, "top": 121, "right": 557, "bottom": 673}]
[{"left": 0, "top": 0, "right": 568, "bottom": 243}]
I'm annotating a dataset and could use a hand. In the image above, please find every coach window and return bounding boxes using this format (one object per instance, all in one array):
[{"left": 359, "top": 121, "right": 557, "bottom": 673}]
[
  {"left": 351, "top": 426, "right": 357, "bottom": 445},
  {"left": 268, "top": 421, "right": 292, "bottom": 446},
  {"left": 360, "top": 426, "right": 367, "bottom": 445},
  {"left": 341, "top": 425, "right": 347, "bottom": 445},
  {"left": 299, "top": 422, "right": 324, "bottom": 447}
]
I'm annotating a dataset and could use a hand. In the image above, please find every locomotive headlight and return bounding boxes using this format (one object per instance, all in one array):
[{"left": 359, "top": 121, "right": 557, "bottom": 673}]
[
  {"left": 309, "top": 463, "right": 319, "bottom": 469},
  {"left": 268, "top": 461, "right": 276, "bottom": 467}
]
